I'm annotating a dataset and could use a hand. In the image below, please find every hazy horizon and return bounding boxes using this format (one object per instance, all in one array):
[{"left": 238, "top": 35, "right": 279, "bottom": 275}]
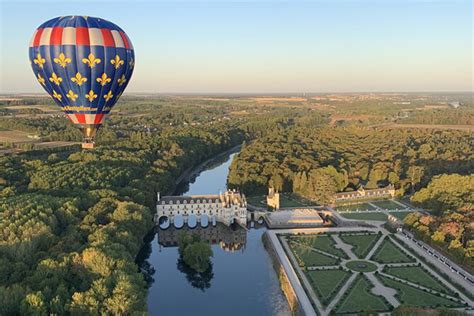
[{"left": 1, "top": 0, "right": 472, "bottom": 94}]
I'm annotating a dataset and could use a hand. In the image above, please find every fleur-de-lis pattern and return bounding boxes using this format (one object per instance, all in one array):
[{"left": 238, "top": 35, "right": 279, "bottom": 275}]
[
  {"left": 53, "top": 90, "right": 62, "bottom": 101},
  {"left": 37, "top": 73, "right": 45, "bottom": 86},
  {"left": 66, "top": 90, "right": 78, "bottom": 101},
  {"left": 71, "top": 72, "right": 87, "bottom": 86},
  {"left": 82, "top": 53, "right": 101, "bottom": 68},
  {"left": 104, "top": 91, "right": 114, "bottom": 102},
  {"left": 96, "top": 73, "right": 111, "bottom": 86},
  {"left": 29, "top": 16, "right": 134, "bottom": 126},
  {"left": 49, "top": 73, "right": 63, "bottom": 86},
  {"left": 110, "top": 55, "right": 124, "bottom": 69},
  {"left": 117, "top": 75, "right": 127, "bottom": 87},
  {"left": 85, "top": 90, "right": 98, "bottom": 102},
  {"left": 33, "top": 53, "right": 46, "bottom": 68},
  {"left": 53, "top": 53, "right": 71, "bottom": 68}
]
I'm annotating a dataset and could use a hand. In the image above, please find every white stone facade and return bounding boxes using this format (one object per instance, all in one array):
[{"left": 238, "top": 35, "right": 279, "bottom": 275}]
[
  {"left": 156, "top": 190, "right": 248, "bottom": 226},
  {"left": 334, "top": 185, "right": 395, "bottom": 202}
]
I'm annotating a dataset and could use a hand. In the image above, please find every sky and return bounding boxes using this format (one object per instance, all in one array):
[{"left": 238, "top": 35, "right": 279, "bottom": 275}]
[{"left": 0, "top": 0, "right": 472, "bottom": 94}]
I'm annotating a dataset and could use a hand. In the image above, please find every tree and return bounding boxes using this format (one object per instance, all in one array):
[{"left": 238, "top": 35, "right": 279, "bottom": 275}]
[
  {"left": 20, "top": 292, "right": 47, "bottom": 316},
  {"left": 407, "top": 166, "right": 425, "bottom": 193},
  {"left": 182, "top": 241, "right": 213, "bottom": 273},
  {"left": 388, "top": 172, "right": 400, "bottom": 185}
]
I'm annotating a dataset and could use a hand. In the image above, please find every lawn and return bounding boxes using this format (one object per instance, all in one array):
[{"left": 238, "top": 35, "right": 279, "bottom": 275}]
[
  {"left": 246, "top": 195, "right": 267, "bottom": 208},
  {"left": 387, "top": 211, "right": 412, "bottom": 221},
  {"left": 291, "top": 245, "right": 339, "bottom": 267},
  {"left": 371, "top": 238, "right": 415, "bottom": 264},
  {"left": 345, "top": 260, "right": 378, "bottom": 272},
  {"left": 335, "top": 275, "right": 390, "bottom": 314},
  {"left": 246, "top": 193, "right": 317, "bottom": 208},
  {"left": 305, "top": 269, "right": 351, "bottom": 305},
  {"left": 335, "top": 203, "right": 376, "bottom": 212},
  {"left": 339, "top": 233, "right": 381, "bottom": 259},
  {"left": 279, "top": 193, "right": 318, "bottom": 208},
  {"left": 340, "top": 212, "right": 388, "bottom": 221},
  {"left": 378, "top": 275, "right": 463, "bottom": 308},
  {"left": 371, "top": 200, "right": 406, "bottom": 210},
  {"left": 384, "top": 266, "right": 453, "bottom": 294},
  {"left": 290, "top": 234, "right": 348, "bottom": 258}
]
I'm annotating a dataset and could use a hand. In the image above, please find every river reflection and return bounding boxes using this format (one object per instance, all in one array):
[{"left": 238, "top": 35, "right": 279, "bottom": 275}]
[
  {"left": 138, "top": 150, "right": 290, "bottom": 316},
  {"left": 158, "top": 223, "right": 247, "bottom": 252}
]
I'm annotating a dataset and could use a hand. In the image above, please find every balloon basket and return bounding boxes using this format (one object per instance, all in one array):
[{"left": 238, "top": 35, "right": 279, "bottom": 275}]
[{"left": 82, "top": 142, "right": 95, "bottom": 149}]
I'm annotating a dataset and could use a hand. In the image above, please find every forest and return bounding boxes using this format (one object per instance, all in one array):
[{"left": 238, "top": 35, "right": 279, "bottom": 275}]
[
  {"left": 404, "top": 174, "right": 473, "bottom": 270},
  {"left": 228, "top": 126, "right": 473, "bottom": 203}
]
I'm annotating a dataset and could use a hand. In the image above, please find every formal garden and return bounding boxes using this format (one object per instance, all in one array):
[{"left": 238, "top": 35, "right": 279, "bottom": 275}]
[
  {"left": 282, "top": 231, "right": 469, "bottom": 315},
  {"left": 335, "top": 199, "right": 415, "bottom": 223}
]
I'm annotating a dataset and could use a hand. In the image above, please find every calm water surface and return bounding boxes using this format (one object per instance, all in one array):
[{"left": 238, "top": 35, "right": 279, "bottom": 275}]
[{"left": 139, "top": 152, "right": 290, "bottom": 316}]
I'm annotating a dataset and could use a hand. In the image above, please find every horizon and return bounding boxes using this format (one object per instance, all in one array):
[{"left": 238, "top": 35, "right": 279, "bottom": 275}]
[{"left": 1, "top": 0, "right": 472, "bottom": 94}]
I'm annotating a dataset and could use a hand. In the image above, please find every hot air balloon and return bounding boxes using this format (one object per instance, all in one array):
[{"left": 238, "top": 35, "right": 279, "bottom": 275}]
[{"left": 29, "top": 16, "right": 134, "bottom": 148}]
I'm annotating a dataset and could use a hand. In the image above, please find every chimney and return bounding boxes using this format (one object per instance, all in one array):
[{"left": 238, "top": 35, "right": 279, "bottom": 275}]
[{"left": 157, "top": 192, "right": 161, "bottom": 202}]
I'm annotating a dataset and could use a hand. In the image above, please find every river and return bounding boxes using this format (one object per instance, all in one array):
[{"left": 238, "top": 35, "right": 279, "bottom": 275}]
[{"left": 138, "top": 151, "right": 290, "bottom": 316}]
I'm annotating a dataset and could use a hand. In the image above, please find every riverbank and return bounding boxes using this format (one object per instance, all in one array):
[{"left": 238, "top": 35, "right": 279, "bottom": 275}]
[{"left": 173, "top": 144, "right": 242, "bottom": 189}]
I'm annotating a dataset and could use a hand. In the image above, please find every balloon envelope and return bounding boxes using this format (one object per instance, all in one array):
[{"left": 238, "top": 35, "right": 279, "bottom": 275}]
[{"left": 29, "top": 16, "right": 134, "bottom": 148}]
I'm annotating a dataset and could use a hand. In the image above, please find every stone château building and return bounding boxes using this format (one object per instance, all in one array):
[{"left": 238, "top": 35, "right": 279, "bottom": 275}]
[
  {"left": 155, "top": 189, "right": 248, "bottom": 227},
  {"left": 267, "top": 187, "right": 280, "bottom": 210},
  {"left": 334, "top": 185, "right": 395, "bottom": 203}
]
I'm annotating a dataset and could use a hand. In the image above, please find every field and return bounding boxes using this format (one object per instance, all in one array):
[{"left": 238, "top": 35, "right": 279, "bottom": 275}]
[
  {"left": 340, "top": 212, "right": 387, "bottom": 221},
  {"left": 339, "top": 233, "right": 381, "bottom": 258},
  {"left": 0, "top": 130, "right": 36, "bottom": 143}
]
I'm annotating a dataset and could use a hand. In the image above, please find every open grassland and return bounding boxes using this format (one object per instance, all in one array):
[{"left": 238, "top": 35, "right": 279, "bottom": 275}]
[
  {"left": 0, "top": 130, "right": 36, "bottom": 143},
  {"left": 339, "top": 233, "right": 381, "bottom": 258}
]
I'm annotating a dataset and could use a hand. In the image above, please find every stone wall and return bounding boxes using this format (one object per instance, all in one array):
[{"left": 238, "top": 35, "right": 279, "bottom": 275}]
[{"left": 262, "top": 232, "right": 304, "bottom": 316}]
